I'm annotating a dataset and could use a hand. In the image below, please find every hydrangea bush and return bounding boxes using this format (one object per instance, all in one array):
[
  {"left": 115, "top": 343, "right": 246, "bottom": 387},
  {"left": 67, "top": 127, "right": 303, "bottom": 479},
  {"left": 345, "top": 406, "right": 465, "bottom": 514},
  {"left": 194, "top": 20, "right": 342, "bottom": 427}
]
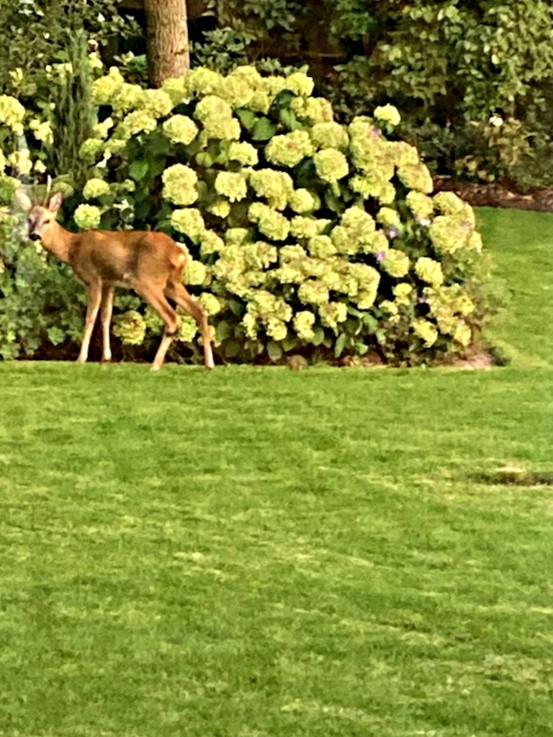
[{"left": 1, "top": 66, "right": 492, "bottom": 365}]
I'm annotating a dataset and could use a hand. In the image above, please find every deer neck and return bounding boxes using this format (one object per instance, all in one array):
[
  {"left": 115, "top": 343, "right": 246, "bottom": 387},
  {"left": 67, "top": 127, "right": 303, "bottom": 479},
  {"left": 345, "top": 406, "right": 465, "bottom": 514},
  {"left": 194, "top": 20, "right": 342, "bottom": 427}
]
[{"left": 40, "top": 221, "right": 77, "bottom": 263}]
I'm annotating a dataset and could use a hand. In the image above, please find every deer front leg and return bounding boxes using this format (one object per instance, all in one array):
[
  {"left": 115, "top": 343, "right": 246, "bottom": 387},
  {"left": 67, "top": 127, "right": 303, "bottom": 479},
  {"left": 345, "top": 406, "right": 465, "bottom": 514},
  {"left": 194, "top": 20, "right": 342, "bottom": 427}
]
[
  {"left": 100, "top": 285, "right": 115, "bottom": 362},
  {"left": 166, "top": 284, "right": 215, "bottom": 370},
  {"left": 77, "top": 281, "right": 102, "bottom": 363}
]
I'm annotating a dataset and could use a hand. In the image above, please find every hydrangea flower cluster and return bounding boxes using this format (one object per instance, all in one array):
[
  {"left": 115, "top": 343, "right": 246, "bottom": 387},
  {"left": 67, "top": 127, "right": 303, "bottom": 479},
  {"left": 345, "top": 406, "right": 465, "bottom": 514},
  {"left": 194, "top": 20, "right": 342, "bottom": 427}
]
[
  {"left": 83, "top": 178, "right": 110, "bottom": 200},
  {"left": 74, "top": 204, "right": 102, "bottom": 229},
  {"left": 162, "top": 115, "right": 198, "bottom": 145},
  {"left": 162, "top": 164, "right": 198, "bottom": 207},
  {"left": 265, "top": 131, "right": 314, "bottom": 168},
  {"left": 12, "top": 63, "right": 489, "bottom": 364},
  {"left": 0, "top": 95, "right": 25, "bottom": 135}
]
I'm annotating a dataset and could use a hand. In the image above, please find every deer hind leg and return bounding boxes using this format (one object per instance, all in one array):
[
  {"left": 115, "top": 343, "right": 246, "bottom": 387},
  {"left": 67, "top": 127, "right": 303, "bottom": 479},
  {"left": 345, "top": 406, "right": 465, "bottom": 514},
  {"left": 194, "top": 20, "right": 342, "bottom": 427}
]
[
  {"left": 77, "top": 281, "right": 102, "bottom": 363},
  {"left": 134, "top": 284, "right": 180, "bottom": 371},
  {"left": 165, "top": 283, "right": 215, "bottom": 370},
  {"left": 100, "top": 285, "right": 115, "bottom": 362}
]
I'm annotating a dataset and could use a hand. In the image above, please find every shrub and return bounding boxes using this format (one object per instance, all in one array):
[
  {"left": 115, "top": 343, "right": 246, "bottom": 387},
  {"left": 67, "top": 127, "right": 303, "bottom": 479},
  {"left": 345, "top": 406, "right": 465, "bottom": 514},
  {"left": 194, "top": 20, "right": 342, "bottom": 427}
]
[
  {"left": 1, "top": 67, "right": 493, "bottom": 365},
  {"left": 0, "top": 207, "right": 83, "bottom": 359}
]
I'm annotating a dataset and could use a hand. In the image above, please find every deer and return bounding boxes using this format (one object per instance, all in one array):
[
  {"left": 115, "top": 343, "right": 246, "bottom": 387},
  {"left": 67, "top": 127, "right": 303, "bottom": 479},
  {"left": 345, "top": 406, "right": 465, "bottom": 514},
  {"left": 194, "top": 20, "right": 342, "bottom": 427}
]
[{"left": 15, "top": 186, "right": 215, "bottom": 372}]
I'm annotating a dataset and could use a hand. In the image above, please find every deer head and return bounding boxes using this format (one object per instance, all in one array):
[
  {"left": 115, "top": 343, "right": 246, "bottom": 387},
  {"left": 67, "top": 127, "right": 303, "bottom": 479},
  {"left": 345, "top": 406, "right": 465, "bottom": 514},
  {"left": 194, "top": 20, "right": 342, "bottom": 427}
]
[{"left": 15, "top": 184, "right": 63, "bottom": 243}]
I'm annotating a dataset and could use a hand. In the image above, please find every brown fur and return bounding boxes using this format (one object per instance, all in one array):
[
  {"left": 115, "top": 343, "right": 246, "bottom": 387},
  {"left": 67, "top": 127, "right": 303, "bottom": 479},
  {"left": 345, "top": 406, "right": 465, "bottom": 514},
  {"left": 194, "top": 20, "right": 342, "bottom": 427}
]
[{"left": 16, "top": 191, "right": 214, "bottom": 371}]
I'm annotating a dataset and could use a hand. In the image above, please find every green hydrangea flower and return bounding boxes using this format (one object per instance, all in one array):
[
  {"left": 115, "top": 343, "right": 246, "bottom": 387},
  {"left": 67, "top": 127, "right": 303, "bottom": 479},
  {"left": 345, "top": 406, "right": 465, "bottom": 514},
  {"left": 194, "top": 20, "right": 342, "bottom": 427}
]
[
  {"left": 290, "top": 96, "right": 334, "bottom": 124},
  {"left": 380, "top": 299, "right": 399, "bottom": 316},
  {"left": 283, "top": 71, "right": 315, "bottom": 97},
  {"left": 29, "top": 118, "right": 53, "bottom": 145},
  {"left": 214, "top": 171, "right": 248, "bottom": 202},
  {"left": 249, "top": 170, "right": 294, "bottom": 211},
  {"left": 293, "top": 310, "right": 316, "bottom": 341},
  {"left": 350, "top": 175, "right": 396, "bottom": 205},
  {"left": 79, "top": 138, "right": 104, "bottom": 162},
  {"left": 162, "top": 77, "right": 187, "bottom": 106},
  {"left": 242, "top": 312, "right": 259, "bottom": 340},
  {"left": 265, "top": 131, "right": 314, "bottom": 168},
  {"left": 249, "top": 202, "right": 290, "bottom": 241},
  {"left": 185, "top": 68, "right": 224, "bottom": 98},
  {"left": 194, "top": 95, "right": 240, "bottom": 140},
  {"left": 307, "top": 235, "right": 337, "bottom": 259},
  {"left": 433, "top": 191, "right": 467, "bottom": 216},
  {"left": 199, "top": 293, "right": 223, "bottom": 316},
  {"left": 0, "top": 95, "right": 25, "bottom": 135},
  {"left": 241, "top": 242, "right": 278, "bottom": 270},
  {"left": 374, "top": 104, "right": 401, "bottom": 127},
  {"left": 289, "top": 189, "right": 316, "bottom": 214},
  {"left": 298, "top": 280, "right": 330, "bottom": 306},
  {"left": 392, "top": 282, "right": 413, "bottom": 305},
  {"left": 228, "top": 141, "right": 259, "bottom": 166},
  {"left": 247, "top": 90, "right": 271, "bottom": 114},
  {"left": 380, "top": 249, "right": 410, "bottom": 278},
  {"left": 104, "top": 138, "right": 127, "bottom": 155},
  {"left": 394, "top": 142, "right": 420, "bottom": 167},
  {"left": 415, "top": 257, "right": 444, "bottom": 287},
  {"left": 144, "top": 305, "right": 164, "bottom": 334},
  {"left": 92, "top": 117, "right": 114, "bottom": 140},
  {"left": 397, "top": 163, "right": 433, "bottom": 194},
  {"left": 142, "top": 89, "right": 173, "bottom": 118},
  {"left": 310, "top": 122, "right": 349, "bottom": 151},
  {"left": 412, "top": 318, "right": 438, "bottom": 347},
  {"left": 184, "top": 259, "right": 208, "bottom": 286},
  {"left": 313, "top": 148, "right": 349, "bottom": 183},
  {"left": 91, "top": 68, "right": 125, "bottom": 105},
  {"left": 230, "top": 65, "right": 264, "bottom": 89},
  {"left": 290, "top": 217, "right": 330, "bottom": 241},
  {"left": 162, "top": 164, "right": 198, "bottom": 206},
  {"left": 83, "top": 178, "right": 110, "bottom": 200},
  {"left": 319, "top": 301, "right": 348, "bottom": 329},
  {"left": 215, "top": 76, "right": 255, "bottom": 109},
  {"left": 376, "top": 207, "right": 401, "bottom": 229},
  {"left": 200, "top": 230, "right": 225, "bottom": 256},
  {"left": 330, "top": 207, "right": 377, "bottom": 255},
  {"left": 117, "top": 110, "right": 157, "bottom": 139},
  {"left": 225, "top": 228, "right": 252, "bottom": 245},
  {"left": 453, "top": 321, "right": 472, "bottom": 346},
  {"left": 177, "top": 315, "right": 198, "bottom": 343},
  {"left": 74, "top": 204, "right": 102, "bottom": 229},
  {"left": 162, "top": 115, "right": 199, "bottom": 145},
  {"left": 207, "top": 199, "right": 231, "bottom": 219},
  {"left": 171, "top": 208, "right": 206, "bottom": 239},
  {"left": 266, "top": 318, "right": 288, "bottom": 342},
  {"left": 113, "top": 310, "right": 146, "bottom": 345},
  {"left": 355, "top": 287, "right": 379, "bottom": 310},
  {"left": 428, "top": 216, "right": 473, "bottom": 254},
  {"left": 406, "top": 191, "right": 434, "bottom": 222}
]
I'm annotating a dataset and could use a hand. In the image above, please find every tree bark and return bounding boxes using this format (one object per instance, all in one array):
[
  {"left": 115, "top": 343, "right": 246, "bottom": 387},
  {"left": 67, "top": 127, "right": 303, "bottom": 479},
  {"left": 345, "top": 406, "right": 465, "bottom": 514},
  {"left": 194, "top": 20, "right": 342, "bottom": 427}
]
[{"left": 144, "top": 0, "right": 189, "bottom": 88}]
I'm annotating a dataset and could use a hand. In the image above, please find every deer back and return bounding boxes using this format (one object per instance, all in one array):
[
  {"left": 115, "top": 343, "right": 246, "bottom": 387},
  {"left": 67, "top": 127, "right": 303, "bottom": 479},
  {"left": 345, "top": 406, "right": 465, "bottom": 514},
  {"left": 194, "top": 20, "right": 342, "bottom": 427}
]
[{"left": 69, "top": 230, "right": 187, "bottom": 287}]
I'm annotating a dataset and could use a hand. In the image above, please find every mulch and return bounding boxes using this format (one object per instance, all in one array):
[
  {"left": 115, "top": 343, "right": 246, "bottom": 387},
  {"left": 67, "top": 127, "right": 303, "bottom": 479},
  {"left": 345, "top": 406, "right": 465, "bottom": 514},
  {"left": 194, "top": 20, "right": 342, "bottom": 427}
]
[{"left": 433, "top": 177, "right": 553, "bottom": 213}]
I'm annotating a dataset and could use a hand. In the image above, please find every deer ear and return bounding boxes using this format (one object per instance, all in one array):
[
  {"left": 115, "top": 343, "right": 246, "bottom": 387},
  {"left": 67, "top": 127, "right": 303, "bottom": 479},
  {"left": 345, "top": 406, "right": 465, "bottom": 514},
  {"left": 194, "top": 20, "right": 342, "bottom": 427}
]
[
  {"left": 48, "top": 192, "right": 63, "bottom": 213},
  {"left": 15, "top": 190, "right": 33, "bottom": 213}
]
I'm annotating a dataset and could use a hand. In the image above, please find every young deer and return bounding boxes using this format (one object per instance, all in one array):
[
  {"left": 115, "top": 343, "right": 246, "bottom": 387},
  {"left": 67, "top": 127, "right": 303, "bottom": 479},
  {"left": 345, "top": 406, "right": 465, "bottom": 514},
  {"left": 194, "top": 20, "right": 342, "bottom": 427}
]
[{"left": 15, "top": 189, "right": 215, "bottom": 371}]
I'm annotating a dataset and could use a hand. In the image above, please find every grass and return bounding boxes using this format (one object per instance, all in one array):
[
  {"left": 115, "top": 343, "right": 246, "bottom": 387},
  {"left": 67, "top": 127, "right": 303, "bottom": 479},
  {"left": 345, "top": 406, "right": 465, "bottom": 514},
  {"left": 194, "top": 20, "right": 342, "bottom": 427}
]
[{"left": 0, "top": 208, "right": 553, "bottom": 737}]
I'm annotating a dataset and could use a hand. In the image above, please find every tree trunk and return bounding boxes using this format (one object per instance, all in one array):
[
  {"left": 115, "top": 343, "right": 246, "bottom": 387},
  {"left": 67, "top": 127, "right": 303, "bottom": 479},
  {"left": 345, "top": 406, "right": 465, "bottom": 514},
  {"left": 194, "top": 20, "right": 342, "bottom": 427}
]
[{"left": 144, "top": 0, "right": 189, "bottom": 88}]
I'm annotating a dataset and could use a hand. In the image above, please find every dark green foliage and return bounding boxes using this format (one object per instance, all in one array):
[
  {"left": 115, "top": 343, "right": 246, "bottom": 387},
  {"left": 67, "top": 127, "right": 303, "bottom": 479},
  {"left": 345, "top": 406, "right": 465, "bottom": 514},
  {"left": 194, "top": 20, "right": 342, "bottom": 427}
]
[
  {"left": 50, "top": 31, "right": 96, "bottom": 190},
  {"left": 191, "top": 0, "right": 553, "bottom": 190}
]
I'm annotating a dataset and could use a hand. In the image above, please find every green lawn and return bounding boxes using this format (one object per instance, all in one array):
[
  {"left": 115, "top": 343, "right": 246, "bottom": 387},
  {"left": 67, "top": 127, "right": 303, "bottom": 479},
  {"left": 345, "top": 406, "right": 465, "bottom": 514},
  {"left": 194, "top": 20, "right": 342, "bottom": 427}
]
[{"left": 0, "top": 208, "right": 552, "bottom": 737}]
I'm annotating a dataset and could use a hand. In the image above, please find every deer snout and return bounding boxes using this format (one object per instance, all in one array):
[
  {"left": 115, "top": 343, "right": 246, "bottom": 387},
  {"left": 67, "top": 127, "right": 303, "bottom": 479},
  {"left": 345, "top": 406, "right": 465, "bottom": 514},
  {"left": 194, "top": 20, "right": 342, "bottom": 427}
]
[{"left": 29, "top": 233, "right": 41, "bottom": 242}]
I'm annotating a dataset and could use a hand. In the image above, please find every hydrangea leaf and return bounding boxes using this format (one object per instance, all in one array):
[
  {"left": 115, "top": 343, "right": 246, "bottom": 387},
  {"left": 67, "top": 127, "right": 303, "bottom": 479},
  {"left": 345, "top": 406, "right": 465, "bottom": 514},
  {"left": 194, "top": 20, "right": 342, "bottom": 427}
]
[{"left": 252, "top": 117, "right": 278, "bottom": 141}]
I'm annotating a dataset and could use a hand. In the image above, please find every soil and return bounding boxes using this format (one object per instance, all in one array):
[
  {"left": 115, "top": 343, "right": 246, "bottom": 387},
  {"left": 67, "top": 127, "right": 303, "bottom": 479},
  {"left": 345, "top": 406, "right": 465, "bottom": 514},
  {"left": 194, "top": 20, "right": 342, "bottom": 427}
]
[{"left": 433, "top": 176, "right": 553, "bottom": 212}]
